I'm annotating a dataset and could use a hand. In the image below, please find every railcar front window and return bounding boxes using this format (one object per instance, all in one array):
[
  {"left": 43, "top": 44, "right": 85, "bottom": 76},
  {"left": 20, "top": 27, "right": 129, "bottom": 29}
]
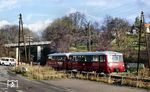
[{"left": 112, "top": 55, "right": 123, "bottom": 62}]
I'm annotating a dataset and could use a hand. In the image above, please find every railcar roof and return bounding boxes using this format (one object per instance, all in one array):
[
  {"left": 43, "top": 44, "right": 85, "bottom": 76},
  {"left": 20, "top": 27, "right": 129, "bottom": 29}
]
[
  {"left": 47, "top": 53, "right": 71, "bottom": 57},
  {"left": 70, "top": 51, "right": 122, "bottom": 56},
  {"left": 48, "top": 51, "right": 122, "bottom": 57}
]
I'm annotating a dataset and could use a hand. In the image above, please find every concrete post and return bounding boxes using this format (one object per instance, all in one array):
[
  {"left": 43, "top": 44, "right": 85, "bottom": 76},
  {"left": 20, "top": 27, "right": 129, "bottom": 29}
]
[
  {"left": 16, "top": 47, "right": 19, "bottom": 65},
  {"left": 37, "top": 46, "right": 41, "bottom": 61},
  {"left": 16, "top": 48, "right": 18, "bottom": 60}
]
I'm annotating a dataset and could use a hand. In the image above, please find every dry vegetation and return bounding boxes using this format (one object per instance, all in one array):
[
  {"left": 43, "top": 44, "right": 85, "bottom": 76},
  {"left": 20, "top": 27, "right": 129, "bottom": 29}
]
[
  {"left": 12, "top": 65, "right": 67, "bottom": 80},
  {"left": 66, "top": 69, "right": 150, "bottom": 90}
]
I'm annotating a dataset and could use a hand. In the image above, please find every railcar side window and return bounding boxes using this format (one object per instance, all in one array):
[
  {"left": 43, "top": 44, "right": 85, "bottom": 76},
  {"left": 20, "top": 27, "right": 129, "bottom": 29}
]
[
  {"left": 81, "top": 56, "right": 86, "bottom": 62},
  {"left": 92, "top": 55, "right": 99, "bottom": 62},
  {"left": 52, "top": 56, "right": 66, "bottom": 61},
  {"left": 99, "top": 55, "right": 106, "bottom": 62},
  {"left": 70, "top": 56, "right": 76, "bottom": 61},
  {"left": 74, "top": 56, "right": 85, "bottom": 62},
  {"left": 48, "top": 56, "right": 52, "bottom": 60},
  {"left": 69, "top": 56, "right": 74, "bottom": 61},
  {"left": 86, "top": 55, "right": 93, "bottom": 62}
]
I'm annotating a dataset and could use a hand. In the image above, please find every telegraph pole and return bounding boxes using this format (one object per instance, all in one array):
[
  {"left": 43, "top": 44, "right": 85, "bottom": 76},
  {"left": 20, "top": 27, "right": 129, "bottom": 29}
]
[
  {"left": 137, "top": 11, "right": 144, "bottom": 75},
  {"left": 29, "top": 35, "right": 31, "bottom": 65},
  {"left": 18, "top": 14, "right": 21, "bottom": 65},
  {"left": 88, "top": 22, "right": 91, "bottom": 51},
  {"left": 26, "top": 35, "right": 33, "bottom": 65},
  {"left": 19, "top": 13, "right": 27, "bottom": 64}
]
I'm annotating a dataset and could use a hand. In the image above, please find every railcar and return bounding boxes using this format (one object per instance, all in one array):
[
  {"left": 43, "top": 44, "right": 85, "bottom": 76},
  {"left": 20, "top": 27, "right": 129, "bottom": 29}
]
[{"left": 47, "top": 51, "right": 125, "bottom": 73}]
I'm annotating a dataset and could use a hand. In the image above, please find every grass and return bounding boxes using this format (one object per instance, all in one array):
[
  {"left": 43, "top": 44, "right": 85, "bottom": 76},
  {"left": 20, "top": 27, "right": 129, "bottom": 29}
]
[{"left": 11, "top": 65, "right": 67, "bottom": 80}]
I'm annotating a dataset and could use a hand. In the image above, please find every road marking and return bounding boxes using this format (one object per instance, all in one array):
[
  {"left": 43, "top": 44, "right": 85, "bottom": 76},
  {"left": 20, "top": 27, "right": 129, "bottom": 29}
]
[
  {"left": 0, "top": 82, "right": 7, "bottom": 85},
  {"left": 1, "top": 88, "right": 8, "bottom": 90},
  {"left": 1, "top": 88, "right": 8, "bottom": 92}
]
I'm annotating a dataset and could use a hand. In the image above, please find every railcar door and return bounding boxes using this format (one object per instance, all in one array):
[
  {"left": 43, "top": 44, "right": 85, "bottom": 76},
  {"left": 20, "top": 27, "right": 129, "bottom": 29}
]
[
  {"left": 67, "top": 56, "right": 77, "bottom": 70},
  {"left": 84, "top": 55, "right": 93, "bottom": 71},
  {"left": 55, "top": 56, "right": 65, "bottom": 70},
  {"left": 91, "top": 55, "right": 99, "bottom": 72},
  {"left": 77, "top": 56, "right": 84, "bottom": 71},
  {"left": 63, "top": 57, "right": 69, "bottom": 70},
  {"left": 98, "top": 55, "right": 107, "bottom": 73}
]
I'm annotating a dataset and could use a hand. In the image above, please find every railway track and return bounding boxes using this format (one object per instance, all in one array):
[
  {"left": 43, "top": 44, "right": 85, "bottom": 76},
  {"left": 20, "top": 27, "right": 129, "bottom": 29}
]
[{"left": 64, "top": 70, "right": 150, "bottom": 88}]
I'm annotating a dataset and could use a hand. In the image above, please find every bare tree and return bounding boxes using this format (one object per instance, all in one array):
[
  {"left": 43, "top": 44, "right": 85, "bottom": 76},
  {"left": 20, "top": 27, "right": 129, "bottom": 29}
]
[
  {"left": 97, "top": 16, "right": 131, "bottom": 50},
  {"left": 43, "top": 12, "right": 88, "bottom": 52},
  {"left": 0, "top": 25, "right": 39, "bottom": 57}
]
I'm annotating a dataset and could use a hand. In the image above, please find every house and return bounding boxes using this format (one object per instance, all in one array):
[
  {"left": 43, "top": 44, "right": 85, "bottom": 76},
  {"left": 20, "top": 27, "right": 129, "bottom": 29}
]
[{"left": 145, "top": 24, "right": 150, "bottom": 33}]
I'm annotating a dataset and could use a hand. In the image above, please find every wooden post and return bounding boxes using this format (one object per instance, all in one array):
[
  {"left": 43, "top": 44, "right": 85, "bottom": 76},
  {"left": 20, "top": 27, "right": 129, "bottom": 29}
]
[
  {"left": 136, "top": 76, "right": 139, "bottom": 87},
  {"left": 121, "top": 76, "right": 124, "bottom": 85},
  {"left": 108, "top": 75, "right": 111, "bottom": 83}
]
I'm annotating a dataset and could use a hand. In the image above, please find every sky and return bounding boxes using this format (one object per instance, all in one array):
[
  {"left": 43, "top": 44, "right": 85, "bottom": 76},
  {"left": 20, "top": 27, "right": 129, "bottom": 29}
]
[{"left": 0, "top": 0, "right": 150, "bottom": 33}]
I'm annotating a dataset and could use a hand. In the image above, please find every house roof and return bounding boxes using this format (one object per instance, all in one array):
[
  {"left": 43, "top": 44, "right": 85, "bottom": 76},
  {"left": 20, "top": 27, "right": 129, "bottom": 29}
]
[{"left": 145, "top": 24, "right": 150, "bottom": 27}]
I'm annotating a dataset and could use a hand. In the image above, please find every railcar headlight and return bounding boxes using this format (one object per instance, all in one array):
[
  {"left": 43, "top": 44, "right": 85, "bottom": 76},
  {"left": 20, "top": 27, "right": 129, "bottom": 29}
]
[{"left": 109, "top": 63, "right": 112, "bottom": 67}]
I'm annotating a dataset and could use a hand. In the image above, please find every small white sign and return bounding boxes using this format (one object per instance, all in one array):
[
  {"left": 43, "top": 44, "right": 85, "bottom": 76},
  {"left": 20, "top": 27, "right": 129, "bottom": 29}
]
[{"left": 7, "top": 80, "right": 18, "bottom": 88}]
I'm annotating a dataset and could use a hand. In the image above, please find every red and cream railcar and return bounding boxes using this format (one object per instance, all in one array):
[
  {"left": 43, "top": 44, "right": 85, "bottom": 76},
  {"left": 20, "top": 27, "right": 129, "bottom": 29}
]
[{"left": 47, "top": 51, "right": 125, "bottom": 73}]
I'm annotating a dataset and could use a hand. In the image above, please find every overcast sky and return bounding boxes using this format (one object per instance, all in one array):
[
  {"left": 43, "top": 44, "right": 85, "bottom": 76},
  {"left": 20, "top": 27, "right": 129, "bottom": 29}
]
[{"left": 0, "top": 0, "right": 149, "bottom": 33}]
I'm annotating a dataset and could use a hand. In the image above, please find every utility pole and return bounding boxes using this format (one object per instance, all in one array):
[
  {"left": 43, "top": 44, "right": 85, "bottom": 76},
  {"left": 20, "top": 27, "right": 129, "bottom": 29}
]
[
  {"left": 137, "top": 11, "right": 144, "bottom": 75},
  {"left": 29, "top": 36, "right": 31, "bottom": 65},
  {"left": 18, "top": 13, "right": 27, "bottom": 64},
  {"left": 26, "top": 35, "right": 33, "bottom": 65},
  {"left": 88, "top": 22, "right": 91, "bottom": 51},
  {"left": 18, "top": 14, "right": 21, "bottom": 65}
]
